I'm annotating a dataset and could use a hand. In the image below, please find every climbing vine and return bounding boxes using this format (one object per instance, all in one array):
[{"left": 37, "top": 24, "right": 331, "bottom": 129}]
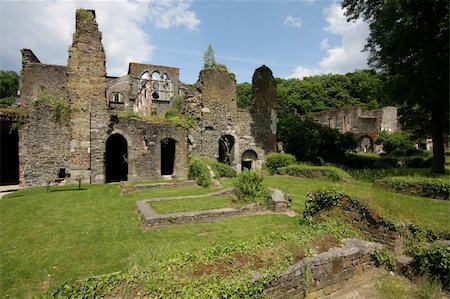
[{"left": 33, "top": 87, "right": 70, "bottom": 125}]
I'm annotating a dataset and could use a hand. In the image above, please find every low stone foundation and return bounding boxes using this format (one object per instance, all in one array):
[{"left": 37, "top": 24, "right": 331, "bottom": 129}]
[
  {"left": 266, "top": 238, "right": 382, "bottom": 298},
  {"left": 136, "top": 188, "right": 291, "bottom": 230}
]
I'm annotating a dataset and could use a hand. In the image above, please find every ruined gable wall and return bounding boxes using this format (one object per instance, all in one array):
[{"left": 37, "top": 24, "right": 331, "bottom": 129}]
[
  {"left": 106, "top": 75, "right": 133, "bottom": 110},
  {"left": 67, "top": 9, "right": 110, "bottom": 183},
  {"left": 18, "top": 51, "right": 70, "bottom": 186},
  {"left": 110, "top": 117, "right": 188, "bottom": 181},
  {"left": 185, "top": 68, "right": 240, "bottom": 161}
]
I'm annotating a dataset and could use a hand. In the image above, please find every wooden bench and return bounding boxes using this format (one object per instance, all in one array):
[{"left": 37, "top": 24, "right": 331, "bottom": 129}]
[{"left": 46, "top": 177, "right": 82, "bottom": 192}]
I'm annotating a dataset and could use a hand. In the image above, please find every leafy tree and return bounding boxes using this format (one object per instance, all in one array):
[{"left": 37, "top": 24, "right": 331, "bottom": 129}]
[
  {"left": 342, "top": 0, "right": 449, "bottom": 173},
  {"left": 375, "top": 130, "right": 416, "bottom": 155},
  {"left": 0, "top": 71, "right": 19, "bottom": 105},
  {"left": 278, "top": 117, "right": 356, "bottom": 164},
  {"left": 202, "top": 44, "right": 216, "bottom": 69},
  {"left": 236, "top": 82, "right": 252, "bottom": 109}
]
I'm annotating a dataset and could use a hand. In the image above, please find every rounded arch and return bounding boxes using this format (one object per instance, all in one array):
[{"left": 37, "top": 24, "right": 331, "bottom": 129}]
[
  {"left": 218, "top": 134, "right": 235, "bottom": 165},
  {"left": 241, "top": 149, "right": 257, "bottom": 171},
  {"left": 152, "top": 91, "right": 159, "bottom": 99},
  {"left": 161, "top": 138, "right": 176, "bottom": 175},
  {"left": 105, "top": 133, "right": 128, "bottom": 183},
  {"left": 162, "top": 73, "right": 170, "bottom": 80},
  {"left": 140, "top": 71, "right": 150, "bottom": 80},
  {"left": 151, "top": 71, "right": 161, "bottom": 80},
  {"left": 357, "top": 135, "right": 373, "bottom": 152}
]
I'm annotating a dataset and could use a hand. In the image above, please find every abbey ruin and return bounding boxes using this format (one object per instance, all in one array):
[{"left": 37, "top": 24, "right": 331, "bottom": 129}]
[{"left": 13, "top": 9, "right": 277, "bottom": 187}]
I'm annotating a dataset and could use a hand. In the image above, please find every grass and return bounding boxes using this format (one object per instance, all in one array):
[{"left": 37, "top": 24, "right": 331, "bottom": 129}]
[
  {"left": 149, "top": 195, "right": 233, "bottom": 214},
  {"left": 1, "top": 174, "right": 449, "bottom": 297}
]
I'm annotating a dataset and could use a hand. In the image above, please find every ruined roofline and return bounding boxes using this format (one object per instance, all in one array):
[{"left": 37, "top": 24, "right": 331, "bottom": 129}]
[{"left": 127, "top": 62, "right": 179, "bottom": 77}]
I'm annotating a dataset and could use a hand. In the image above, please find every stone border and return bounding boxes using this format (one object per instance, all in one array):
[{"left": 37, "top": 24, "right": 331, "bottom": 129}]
[
  {"left": 266, "top": 238, "right": 383, "bottom": 298},
  {"left": 121, "top": 180, "right": 198, "bottom": 194},
  {"left": 136, "top": 188, "right": 291, "bottom": 230}
]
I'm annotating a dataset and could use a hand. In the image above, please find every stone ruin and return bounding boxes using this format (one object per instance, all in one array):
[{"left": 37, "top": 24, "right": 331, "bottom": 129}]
[
  {"left": 12, "top": 9, "right": 277, "bottom": 187},
  {"left": 303, "top": 107, "right": 398, "bottom": 153}
]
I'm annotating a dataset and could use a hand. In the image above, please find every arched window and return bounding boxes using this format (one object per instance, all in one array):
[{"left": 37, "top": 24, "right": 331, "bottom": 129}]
[
  {"left": 162, "top": 73, "right": 170, "bottom": 80},
  {"left": 241, "top": 150, "right": 257, "bottom": 170},
  {"left": 218, "top": 135, "right": 235, "bottom": 165},
  {"left": 140, "top": 71, "right": 150, "bottom": 80},
  {"left": 151, "top": 71, "right": 160, "bottom": 80}
]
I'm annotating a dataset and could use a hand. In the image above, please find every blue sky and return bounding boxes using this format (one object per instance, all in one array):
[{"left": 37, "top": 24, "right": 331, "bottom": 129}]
[{"left": 0, "top": 0, "right": 369, "bottom": 83}]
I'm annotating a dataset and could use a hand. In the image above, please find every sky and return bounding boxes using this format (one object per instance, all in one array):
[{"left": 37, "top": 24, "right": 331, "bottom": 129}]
[{"left": 0, "top": 0, "right": 370, "bottom": 84}]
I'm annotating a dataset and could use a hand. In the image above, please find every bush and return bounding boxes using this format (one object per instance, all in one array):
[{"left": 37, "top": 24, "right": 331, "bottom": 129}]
[
  {"left": 277, "top": 164, "right": 351, "bottom": 182},
  {"left": 375, "top": 130, "right": 416, "bottom": 155},
  {"left": 210, "top": 162, "right": 236, "bottom": 178},
  {"left": 375, "top": 176, "right": 449, "bottom": 200},
  {"left": 188, "top": 158, "right": 211, "bottom": 188},
  {"left": 303, "top": 188, "right": 346, "bottom": 221},
  {"left": 348, "top": 168, "right": 431, "bottom": 182},
  {"left": 264, "top": 152, "right": 296, "bottom": 175},
  {"left": 409, "top": 244, "right": 450, "bottom": 290},
  {"left": 233, "top": 170, "right": 271, "bottom": 207}
]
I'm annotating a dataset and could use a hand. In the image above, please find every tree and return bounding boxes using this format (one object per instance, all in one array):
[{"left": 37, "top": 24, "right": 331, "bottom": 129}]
[
  {"left": 0, "top": 71, "right": 19, "bottom": 105},
  {"left": 202, "top": 44, "right": 216, "bottom": 69},
  {"left": 236, "top": 82, "right": 252, "bottom": 109},
  {"left": 342, "top": 0, "right": 449, "bottom": 173}
]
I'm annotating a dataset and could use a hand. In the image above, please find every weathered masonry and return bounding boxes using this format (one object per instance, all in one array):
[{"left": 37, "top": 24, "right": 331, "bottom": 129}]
[
  {"left": 15, "top": 9, "right": 276, "bottom": 187},
  {"left": 304, "top": 107, "right": 398, "bottom": 153}
]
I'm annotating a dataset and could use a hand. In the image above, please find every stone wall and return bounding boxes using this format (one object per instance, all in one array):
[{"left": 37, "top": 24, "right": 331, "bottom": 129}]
[
  {"left": 67, "top": 9, "right": 109, "bottom": 184},
  {"left": 304, "top": 107, "right": 398, "bottom": 152},
  {"left": 19, "top": 106, "right": 70, "bottom": 186},
  {"left": 110, "top": 117, "right": 188, "bottom": 181},
  {"left": 266, "top": 238, "right": 382, "bottom": 298}
]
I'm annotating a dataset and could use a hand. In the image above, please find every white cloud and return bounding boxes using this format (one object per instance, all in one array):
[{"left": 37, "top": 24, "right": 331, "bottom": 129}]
[
  {"left": 283, "top": 16, "right": 303, "bottom": 29},
  {"left": 0, "top": 0, "right": 200, "bottom": 76},
  {"left": 320, "top": 38, "right": 330, "bottom": 50},
  {"left": 288, "top": 3, "right": 369, "bottom": 79}
]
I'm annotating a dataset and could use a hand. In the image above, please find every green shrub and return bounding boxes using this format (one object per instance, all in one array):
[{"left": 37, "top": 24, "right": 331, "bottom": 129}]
[
  {"left": 264, "top": 152, "right": 296, "bottom": 174},
  {"left": 303, "top": 188, "right": 346, "bottom": 222},
  {"left": 375, "top": 176, "right": 449, "bottom": 200},
  {"left": 375, "top": 130, "right": 416, "bottom": 155},
  {"left": 211, "top": 161, "right": 237, "bottom": 178},
  {"left": 277, "top": 164, "right": 351, "bottom": 181},
  {"left": 348, "top": 168, "right": 432, "bottom": 182},
  {"left": 188, "top": 158, "right": 211, "bottom": 188},
  {"left": 371, "top": 247, "right": 397, "bottom": 271},
  {"left": 233, "top": 169, "right": 271, "bottom": 207},
  {"left": 409, "top": 244, "right": 450, "bottom": 289}
]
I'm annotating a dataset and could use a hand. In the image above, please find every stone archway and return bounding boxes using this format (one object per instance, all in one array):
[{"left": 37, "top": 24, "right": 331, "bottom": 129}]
[
  {"left": 241, "top": 150, "right": 257, "bottom": 171},
  {"left": 105, "top": 133, "right": 128, "bottom": 183},
  {"left": 0, "top": 122, "right": 19, "bottom": 185},
  {"left": 218, "top": 135, "right": 235, "bottom": 165},
  {"left": 161, "top": 138, "right": 176, "bottom": 175},
  {"left": 357, "top": 135, "right": 373, "bottom": 152}
]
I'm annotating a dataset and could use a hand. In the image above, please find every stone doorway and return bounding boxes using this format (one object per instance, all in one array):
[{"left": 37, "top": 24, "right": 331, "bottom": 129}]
[
  {"left": 241, "top": 150, "right": 257, "bottom": 171},
  {"left": 105, "top": 133, "right": 128, "bottom": 183},
  {"left": 218, "top": 135, "right": 235, "bottom": 165},
  {"left": 357, "top": 136, "right": 373, "bottom": 152},
  {"left": 0, "top": 122, "right": 19, "bottom": 185},
  {"left": 161, "top": 138, "right": 176, "bottom": 175}
]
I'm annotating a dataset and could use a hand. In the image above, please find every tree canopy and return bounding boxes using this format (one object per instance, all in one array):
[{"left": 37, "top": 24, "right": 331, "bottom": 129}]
[
  {"left": 342, "top": 0, "right": 449, "bottom": 173},
  {"left": 202, "top": 44, "right": 216, "bottom": 69},
  {"left": 0, "top": 71, "right": 19, "bottom": 105}
]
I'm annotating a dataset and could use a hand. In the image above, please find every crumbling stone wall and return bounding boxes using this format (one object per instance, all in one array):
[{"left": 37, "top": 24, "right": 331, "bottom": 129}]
[
  {"left": 304, "top": 107, "right": 398, "bottom": 153},
  {"left": 67, "top": 9, "right": 109, "bottom": 183},
  {"left": 106, "top": 75, "right": 133, "bottom": 111},
  {"left": 110, "top": 117, "right": 188, "bottom": 181}
]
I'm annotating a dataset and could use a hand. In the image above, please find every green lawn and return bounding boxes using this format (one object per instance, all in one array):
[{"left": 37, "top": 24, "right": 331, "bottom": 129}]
[
  {"left": 149, "top": 195, "right": 233, "bottom": 214},
  {"left": 0, "top": 176, "right": 449, "bottom": 297}
]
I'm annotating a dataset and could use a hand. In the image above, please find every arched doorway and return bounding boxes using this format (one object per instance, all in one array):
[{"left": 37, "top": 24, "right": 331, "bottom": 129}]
[
  {"left": 105, "top": 133, "right": 128, "bottom": 183},
  {"left": 357, "top": 135, "right": 373, "bottom": 152},
  {"left": 0, "top": 122, "right": 19, "bottom": 185},
  {"left": 218, "top": 135, "right": 235, "bottom": 165},
  {"left": 241, "top": 150, "right": 257, "bottom": 171},
  {"left": 161, "top": 138, "right": 176, "bottom": 175}
]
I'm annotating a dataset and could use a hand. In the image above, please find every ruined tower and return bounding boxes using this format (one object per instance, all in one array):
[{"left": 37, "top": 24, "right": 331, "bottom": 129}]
[{"left": 67, "top": 9, "right": 109, "bottom": 183}]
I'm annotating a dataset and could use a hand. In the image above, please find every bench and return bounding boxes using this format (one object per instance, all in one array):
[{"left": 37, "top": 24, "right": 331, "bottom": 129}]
[{"left": 46, "top": 177, "right": 82, "bottom": 192}]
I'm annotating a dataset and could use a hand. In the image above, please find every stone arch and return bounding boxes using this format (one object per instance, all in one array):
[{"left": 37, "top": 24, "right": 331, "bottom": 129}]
[
  {"left": 218, "top": 134, "right": 235, "bottom": 165},
  {"left": 162, "top": 73, "right": 170, "bottom": 80},
  {"left": 105, "top": 133, "right": 128, "bottom": 183},
  {"left": 151, "top": 71, "right": 161, "bottom": 80},
  {"left": 161, "top": 138, "right": 176, "bottom": 176},
  {"left": 241, "top": 149, "right": 257, "bottom": 171},
  {"left": 110, "top": 92, "right": 125, "bottom": 103},
  {"left": 357, "top": 135, "right": 373, "bottom": 152},
  {"left": 0, "top": 122, "right": 19, "bottom": 185},
  {"left": 140, "top": 71, "right": 150, "bottom": 80}
]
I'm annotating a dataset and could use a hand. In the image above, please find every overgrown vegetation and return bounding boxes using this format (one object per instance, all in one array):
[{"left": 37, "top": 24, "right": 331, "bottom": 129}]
[
  {"left": 264, "top": 152, "right": 296, "bottom": 175},
  {"left": 277, "top": 164, "right": 351, "bottom": 182},
  {"left": 375, "top": 176, "right": 449, "bottom": 200},
  {"left": 33, "top": 87, "right": 70, "bottom": 125},
  {"left": 233, "top": 170, "right": 271, "bottom": 208},
  {"left": 188, "top": 157, "right": 212, "bottom": 188},
  {"left": 0, "top": 70, "right": 19, "bottom": 105}
]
